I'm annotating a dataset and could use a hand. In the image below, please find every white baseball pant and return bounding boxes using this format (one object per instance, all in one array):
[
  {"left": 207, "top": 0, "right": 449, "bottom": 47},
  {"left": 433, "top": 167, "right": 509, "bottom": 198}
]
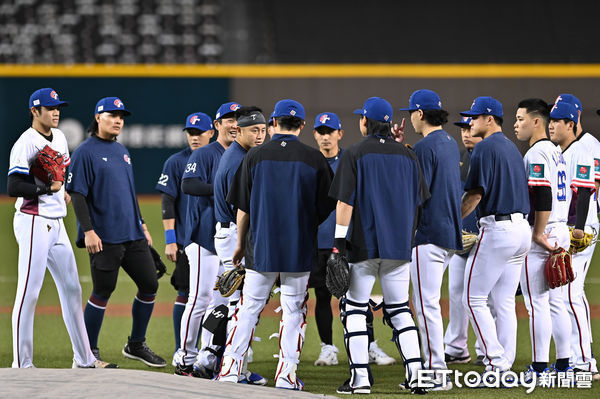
[
  {"left": 463, "top": 214, "right": 530, "bottom": 371},
  {"left": 411, "top": 244, "right": 452, "bottom": 372},
  {"left": 12, "top": 213, "right": 96, "bottom": 368},
  {"left": 520, "top": 223, "right": 571, "bottom": 363}
]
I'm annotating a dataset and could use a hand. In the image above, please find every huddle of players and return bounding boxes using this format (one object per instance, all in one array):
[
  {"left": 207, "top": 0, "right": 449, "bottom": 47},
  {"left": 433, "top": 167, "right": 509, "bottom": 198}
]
[{"left": 9, "top": 87, "right": 598, "bottom": 393}]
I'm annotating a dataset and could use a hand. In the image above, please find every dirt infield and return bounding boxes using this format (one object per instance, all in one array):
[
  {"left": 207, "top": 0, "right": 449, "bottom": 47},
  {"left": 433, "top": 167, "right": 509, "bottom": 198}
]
[
  {"left": 1, "top": 298, "right": 598, "bottom": 319},
  {"left": 0, "top": 368, "right": 336, "bottom": 399}
]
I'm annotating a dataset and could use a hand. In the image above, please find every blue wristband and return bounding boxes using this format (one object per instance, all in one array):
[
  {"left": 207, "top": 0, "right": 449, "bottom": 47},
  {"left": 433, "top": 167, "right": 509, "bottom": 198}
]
[{"left": 165, "top": 229, "right": 176, "bottom": 244}]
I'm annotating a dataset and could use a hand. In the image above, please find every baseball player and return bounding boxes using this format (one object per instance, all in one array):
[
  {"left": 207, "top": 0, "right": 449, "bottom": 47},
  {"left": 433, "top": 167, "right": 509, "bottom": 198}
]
[
  {"left": 212, "top": 105, "right": 266, "bottom": 384},
  {"left": 67, "top": 97, "right": 166, "bottom": 367},
  {"left": 310, "top": 112, "right": 344, "bottom": 366},
  {"left": 514, "top": 98, "right": 573, "bottom": 379},
  {"left": 155, "top": 112, "right": 213, "bottom": 357},
  {"left": 443, "top": 116, "right": 485, "bottom": 366},
  {"left": 399, "top": 89, "right": 462, "bottom": 390},
  {"left": 8, "top": 88, "right": 114, "bottom": 369},
  {"left": 460, "top": 96, "right": 531, "bottom": 373},
  {"left": 174, "top": 102, "right": 239, "bottom": 377},
  {"left": 218, "top": 99, "right": 335, "bottom": 390},
  {"left": 549, "top": 97, "right": 598, "bottom": 377},
  {"left": 329, "top": 97, "right": 428, "bottom": 394}
]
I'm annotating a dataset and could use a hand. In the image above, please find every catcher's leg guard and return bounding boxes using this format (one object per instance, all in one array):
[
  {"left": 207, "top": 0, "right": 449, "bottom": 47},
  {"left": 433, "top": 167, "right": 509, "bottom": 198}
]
[
  {"left": 340, "top": 297, "right": 373, "bottom": 388},
  {"left": 382, "top": 301, "right": 423, "bottom": 384}
]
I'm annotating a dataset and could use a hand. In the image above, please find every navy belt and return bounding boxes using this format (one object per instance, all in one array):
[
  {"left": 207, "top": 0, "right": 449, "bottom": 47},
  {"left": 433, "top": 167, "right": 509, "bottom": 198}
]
[
  {"left": 220, "top": 222, "right": 230, "bottom": 228},
  {"left": 494, "top": 213, "right": 523, "bottom": 221}
]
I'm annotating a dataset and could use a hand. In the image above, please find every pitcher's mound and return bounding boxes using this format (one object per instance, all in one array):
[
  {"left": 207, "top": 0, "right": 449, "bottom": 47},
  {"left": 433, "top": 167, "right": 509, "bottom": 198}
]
[{"left": 0, "top": 368, "right": 337, "bottom": 398}]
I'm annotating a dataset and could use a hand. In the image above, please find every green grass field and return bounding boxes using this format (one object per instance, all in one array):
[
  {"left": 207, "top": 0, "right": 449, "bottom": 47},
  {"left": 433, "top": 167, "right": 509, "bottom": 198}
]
[{"left": 1, "top": 198, "right": 599, "bottom": 398}]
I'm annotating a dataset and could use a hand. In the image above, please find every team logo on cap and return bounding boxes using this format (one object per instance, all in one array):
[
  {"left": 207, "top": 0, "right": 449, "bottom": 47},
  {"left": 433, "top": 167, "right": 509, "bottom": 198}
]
[
  {"left": 189, "top": 115, "right": 200, "bottom": 125},
  {"left": 230, "top": 103, "right": 240, "bottom": 111},
  {"left": 114, "top": 99, "right": 124, "bottom": 108},
  {"left": 319, "top": 114, "right": 330, "bottom": 123},
  {"left": 384, "top": 115, "right": 389, "bottom": 121},
  {"left": 123, "top": 154, "right": 131, "bottom": 164},
  {"left": 50, "top": 90, "right": 58, "bottom": 100},
  {"left": 290, "top": 110, "right": 296, "bottom": 116},
  {"left": 463, "top": 117, "right": 469, "bottom": 122}
]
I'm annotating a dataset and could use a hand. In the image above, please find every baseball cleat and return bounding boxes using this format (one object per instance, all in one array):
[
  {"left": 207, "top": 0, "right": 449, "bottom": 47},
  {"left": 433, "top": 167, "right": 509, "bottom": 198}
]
[
  {"left": 239, "top": 370, "right": 268, "bottom": 385},
  {"left": 275, "top": 376, "right": 304, "bottom": 391},
  {"left": 445, "top": 353, "right": 471, "bottom": 364},
  {"left": 72, "top": 359, "right": 119, "bottom": 369},
  {"left": 174, "top": 363, "right": 195, "bottom": 376},
  {"left": 473, "top": 355, "right": 485, "bottom": 366},
  {"left": 314, "top": 343, "right": 339, "bottom": 366},
  {"left": 369, "top": 340, "right": 396, "bottom": 365},
  {"left": 192, "top": 361, "right": 215, "bottom": 379},
  {"left": 429, "top": 374, "right": 453, "bottom": 391},
  {"left": 122, "top": 340, "right": 166, "bottom": 368},
  {"left": 336, "top": 378, "right": 370, "bottom": 394}
]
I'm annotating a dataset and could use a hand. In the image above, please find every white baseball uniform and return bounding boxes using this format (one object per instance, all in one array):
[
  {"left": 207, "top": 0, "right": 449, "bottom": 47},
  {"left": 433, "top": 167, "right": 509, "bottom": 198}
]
[
  {"left": 9, "top": 127, "right": 96, "bottom": 368},
  {"left": 520, "top": 139, "right": 571, "bottom": 364},
  {"left": 562, "top": 134, "right": 598, "bottom": 372}
]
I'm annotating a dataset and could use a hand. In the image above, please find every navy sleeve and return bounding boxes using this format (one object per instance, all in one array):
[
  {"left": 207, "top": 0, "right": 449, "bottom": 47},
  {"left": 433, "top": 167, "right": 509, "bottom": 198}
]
[
  {"left": 329, "top": 149, "right": 357, "bottom": 206},
  {"left": 182, "top": 149, "right": 208, "bottom": 181},
  {"left": 227, "top": 153, "right": 252, "bottom": 213},
  {"left": 464, "top": 147, "right": 487, "bottom": 194},
  {"left": 66, "top": 148, "right": 92, "bottom": 196},
  {"left": 156, "top": 157, "right": 179, "bottom": 198},
  {"left": 316, "top": 157, "right": 336, "bottom": 224}
]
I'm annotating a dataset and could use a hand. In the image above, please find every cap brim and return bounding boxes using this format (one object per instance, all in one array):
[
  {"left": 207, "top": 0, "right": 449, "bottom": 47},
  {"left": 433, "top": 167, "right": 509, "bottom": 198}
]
[
  {"left": 353, "top": 109, "right": 364, "bottom": 115},
  {"left": 459, "top": 110, "right": 479, "bottom": 116},
  {"left": 398, "top": 107, "right": 414, "bottom": 111},
  {"left": 454, "top": 122, "right": 470, "bottom": 127}
]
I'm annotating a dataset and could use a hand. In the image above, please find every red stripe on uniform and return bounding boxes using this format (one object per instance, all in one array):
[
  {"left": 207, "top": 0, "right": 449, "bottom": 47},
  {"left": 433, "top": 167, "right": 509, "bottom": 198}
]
[
  {"left": 466, "top": 228, "right": 495, "bottom": 369},
  {"left": 415, "top": 246, "right": 433, "bottom": 371},
  {"left": 524, "top": 256, "right": 537, "bottom": 361},
  {"left": 568, "top": 281, "right": 587, "bottom": 363},
  {"left": 182, "top": 246, "right": 201, "bottom": 360},
  {"left": 16, "top": 215, "right": 36, "bottom": 368}
]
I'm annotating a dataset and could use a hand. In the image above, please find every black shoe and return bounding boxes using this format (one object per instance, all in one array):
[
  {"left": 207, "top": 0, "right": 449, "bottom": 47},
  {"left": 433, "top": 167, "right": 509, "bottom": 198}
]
[
  {"left": 409, "top": 380, "right": 428, "bottom": 395},
  {"left": 473, "top": 355, "right": 485, "bottom": 366},
  {"left": 122, "top": 339, "right": 166, "bottom": 368},
  {"left": 445, "top": 353, "right": 471, "bottom": 364},
  {"left": 91, "top": 348, "right": 102, "bottom": 361},
  {"left": 192, "top": 362, "right": 215, "bottom": 379},
  {"left": 337, "top": 378, "right": 370, "bottom": 394},
  {"left": 174, "top": 363, "right": 195, "bottom": 376}
]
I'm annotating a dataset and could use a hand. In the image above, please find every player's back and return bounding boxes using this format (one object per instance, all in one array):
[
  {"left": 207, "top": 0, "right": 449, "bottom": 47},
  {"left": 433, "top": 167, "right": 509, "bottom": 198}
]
[
  {"left": 334, "top": 134, "right": 429, "bottom": 262},
  {"left": 230, "top": 134, "right": 335, "bottom": 273}
]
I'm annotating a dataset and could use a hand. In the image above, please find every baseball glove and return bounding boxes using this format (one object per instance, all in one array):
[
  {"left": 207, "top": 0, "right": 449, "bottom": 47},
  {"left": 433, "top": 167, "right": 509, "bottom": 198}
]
[
  {"left": 214, "top": 265, "right": 245, "bottom": 297},
  {"left": 326, "top": 250, "right": 350, "bottom": 299},
  {"left": 148, "top": 245, "right": 167, "bottom": 279},
  {"left": 31, "top": 145, "right": 66, "bottom": 184},
  {"left": 456, "top": 230, "right": 478, "bottom": 255},
  {"left": 544, "top": 248, "right": 575, "bottom": 289},
  {"left": 569, "top": 228, "right": 594, "bottom": 254}
]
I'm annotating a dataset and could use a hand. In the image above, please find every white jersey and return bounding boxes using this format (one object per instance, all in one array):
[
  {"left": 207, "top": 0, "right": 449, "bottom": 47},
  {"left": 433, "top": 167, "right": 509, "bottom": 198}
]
[
  {"left": 8, "top": 127, "right": 70, "bottom": 218},
  {"left": 562, "top": 138, "right": 597, "bottom": 227},
  {"left": 524, "top": 139, "right": 568, "bottom": 224}
]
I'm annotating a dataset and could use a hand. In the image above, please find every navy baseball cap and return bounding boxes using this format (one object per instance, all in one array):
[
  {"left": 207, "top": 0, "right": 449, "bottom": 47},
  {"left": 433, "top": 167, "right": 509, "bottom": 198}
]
[
  {"left": 353, "top": 97, "right": 393, "bottom": 123},
  {"left": 273, "top": 99, "right": 305, "bottom": 120},
  {"left": 550, "top": 102, "right": 578, "bottom": 124},
  {"left": 454, "top": 116, "right": 472, "bottom": 127},
  {"left": 29, "top": 88, "right": 68, "bottom": 108},
  {"left": 399, "top": 89, "right": 442, "bottom": 111},
  {"left": 597, "top": 108, "right": 600, "bottom": 116},
  {"left": 215, "top": 102, "right": 241, "bottom": 120},
  {"left": 95, "top": 97, "right": 131, "bottom": 116},
  {"left": 314, "top": 112, "right": 342, "bottom": 130},
  {"left": 554, "top": 94, "right": 582, "bottom": 111},
  {"left": 184, "top": 112, "right": 213, "bottom": 131},
  {"left": 460, "top": 96, "right": 503, "bottom": 118}
]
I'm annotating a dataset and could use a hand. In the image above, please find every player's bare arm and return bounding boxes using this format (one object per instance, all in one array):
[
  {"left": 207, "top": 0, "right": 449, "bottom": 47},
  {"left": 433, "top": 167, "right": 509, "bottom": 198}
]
[
  {"left": 335, "top": 200, "right": 353, "bottom": 226},
  {"left": 232, "top": 209, "right": 250, "bottom": 266},
  {"left": 461, "top": 188, "right": 483, "bottom": 219},
  {"left": 162, "top": 218, "right": 177, "bottom": 262}
]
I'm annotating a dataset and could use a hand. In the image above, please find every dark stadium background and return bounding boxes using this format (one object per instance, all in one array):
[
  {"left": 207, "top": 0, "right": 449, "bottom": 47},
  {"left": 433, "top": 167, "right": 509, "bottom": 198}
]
[{"left": 1, "top": 0, "right": 600, "bottom": 193}]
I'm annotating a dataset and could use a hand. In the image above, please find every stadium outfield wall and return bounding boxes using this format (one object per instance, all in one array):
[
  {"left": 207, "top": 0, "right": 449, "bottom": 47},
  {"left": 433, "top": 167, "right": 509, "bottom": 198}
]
[{"left": 2, "top": 64, "right": 599, "bottom": 193}]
